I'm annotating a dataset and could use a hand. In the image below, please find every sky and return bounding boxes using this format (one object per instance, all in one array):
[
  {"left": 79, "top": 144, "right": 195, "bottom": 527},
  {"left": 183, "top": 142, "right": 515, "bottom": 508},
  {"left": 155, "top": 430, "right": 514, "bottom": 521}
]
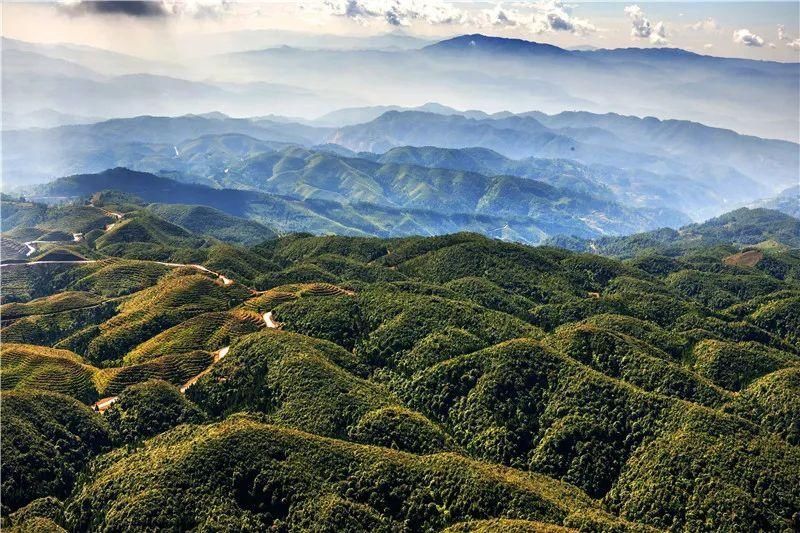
[{"left": 1, "top": 1, "right": 799, "bottom": 61}]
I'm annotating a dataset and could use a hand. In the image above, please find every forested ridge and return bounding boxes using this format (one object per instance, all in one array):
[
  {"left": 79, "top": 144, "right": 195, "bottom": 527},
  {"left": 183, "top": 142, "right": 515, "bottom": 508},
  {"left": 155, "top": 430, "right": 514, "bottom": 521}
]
[{"left": 1, "top": 195, "right": 799, "bottom": 532}]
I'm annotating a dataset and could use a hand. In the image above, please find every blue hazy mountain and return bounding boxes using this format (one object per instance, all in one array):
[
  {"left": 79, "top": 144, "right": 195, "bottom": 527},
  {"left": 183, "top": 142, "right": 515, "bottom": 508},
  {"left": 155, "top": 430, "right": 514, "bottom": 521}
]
[
  {"left": 33, "top": 167, "right": 685, "bottom": 243},
  {"left": 751, "top": 186, "right": 800, "bottom": 219},
  {"left": 328, "top": 111, "right": 794, "bottom": 205},
  {"left": 6, "top": 33, "right": 798, "bottom": 140},
  {"left": 5, "top": 106, "right": 795, "bottom": 222},
  {"left": 1, "top": 39, "right": 359, "bottom": 122},
  {"left": 424, "top": 34, "right": 574, "bottom": 58}
]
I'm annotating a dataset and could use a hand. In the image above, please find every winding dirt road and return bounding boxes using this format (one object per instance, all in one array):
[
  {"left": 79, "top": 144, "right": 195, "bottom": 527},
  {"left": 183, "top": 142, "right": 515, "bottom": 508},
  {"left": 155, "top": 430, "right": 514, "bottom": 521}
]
[
  {"left": 93, "top": 345, "right": 231, "bottom": 412},
  {"left": 92, "top": 309, "right": 281, "bottom": 412},
  {"left": 155, "top": 262, "right": 233, "bottom": 286},
  {"left": 179, "top": 346, "right": 230, "bottom": 393},
  {"left": 263, "top": 311, "right": 280, "bottom": 329},
  {"left": 3, "top": 208, "right": 233, "bottom": 286},
  {"left": 7, "top": 201, "right": 284, "bottom": 412}
]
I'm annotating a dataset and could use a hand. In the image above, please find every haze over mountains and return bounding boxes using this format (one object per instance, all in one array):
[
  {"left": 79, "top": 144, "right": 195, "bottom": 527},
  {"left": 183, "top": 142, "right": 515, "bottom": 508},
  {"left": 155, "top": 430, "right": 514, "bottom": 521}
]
[
  {"left": 5, "top": 105, "right": 797, "bottom": 227},
  {"left": 4, "top": 29, "right": 798, "bottom": 238},
  {"left": 31, "top": 167, "right": 682, "bottom": 244},
  {"left": 4, "top": 32, "right": 799, "bottom": 140}
]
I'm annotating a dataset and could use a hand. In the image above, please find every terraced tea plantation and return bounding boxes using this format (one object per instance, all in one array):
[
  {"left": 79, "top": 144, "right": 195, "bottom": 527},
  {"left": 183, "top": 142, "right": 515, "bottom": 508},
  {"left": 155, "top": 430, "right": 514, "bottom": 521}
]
[{"left": 2, "top": 196, "right": 799, "bottom": 532}]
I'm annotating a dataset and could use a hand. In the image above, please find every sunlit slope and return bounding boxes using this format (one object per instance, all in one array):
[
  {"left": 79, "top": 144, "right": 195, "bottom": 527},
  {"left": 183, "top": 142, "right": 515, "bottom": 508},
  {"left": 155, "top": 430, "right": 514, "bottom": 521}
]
[
  {"left": 0, "top": 343, "right": 214, "bottom": 400},
  {"left": 0, "top": 344, "right": 99, "bottom": 403},
  {"left": 80, "top": 271, "right": 250, "bottom": 364},
  {"left": 146, "top": 203, "right": 277, "bottom": 245}
]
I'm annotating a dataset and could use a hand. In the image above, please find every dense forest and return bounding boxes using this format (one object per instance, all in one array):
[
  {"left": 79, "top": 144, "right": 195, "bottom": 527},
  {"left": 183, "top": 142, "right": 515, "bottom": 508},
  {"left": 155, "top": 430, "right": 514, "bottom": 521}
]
[{"left": 1, "top": 194, "right": 799, "bottom": 532}]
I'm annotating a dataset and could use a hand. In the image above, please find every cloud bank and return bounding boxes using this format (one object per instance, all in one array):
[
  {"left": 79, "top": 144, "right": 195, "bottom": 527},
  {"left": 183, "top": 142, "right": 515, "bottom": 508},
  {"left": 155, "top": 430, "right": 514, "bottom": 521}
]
[
  {"left": 314, "top": 0, "right": 595, "bottom": 35},
  {"left": 318, "top": 0, "right": 465, "bottom": 26},
  {"left": 484, "top": 1, "right": 595, "bottom": 35}
]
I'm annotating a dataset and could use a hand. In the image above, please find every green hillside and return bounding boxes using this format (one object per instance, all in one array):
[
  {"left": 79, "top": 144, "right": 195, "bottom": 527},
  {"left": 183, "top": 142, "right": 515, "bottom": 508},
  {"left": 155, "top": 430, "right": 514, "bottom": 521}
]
[
  {"left": 65, "top": 417, "right": 646, "bottom": 532},
  {"left": 0, "top": 342, "right": 221, "bottom": 400},
  {"left": 552, "top": 208, "right": 800, "bottom": 257},
  {"left": 1, "top": 201, "right": 112, "bottom": 237},
  {"left": 1, "top": 197, "right": 799, "bottom": 532},
  {"left": 93, "top": 212, "right": 200, "bottom": 249},
  {"left": 32, "top": 167, "right": 684, "bottom": 244},
  {"left": 146, "top": 203, "right": 278, "bottom": 245},
  {"left": 0, "top": 344, "right": 99, "bottom": 404},
  {"left": 1, "top": 390, "right": 111, "bottom": 515}
]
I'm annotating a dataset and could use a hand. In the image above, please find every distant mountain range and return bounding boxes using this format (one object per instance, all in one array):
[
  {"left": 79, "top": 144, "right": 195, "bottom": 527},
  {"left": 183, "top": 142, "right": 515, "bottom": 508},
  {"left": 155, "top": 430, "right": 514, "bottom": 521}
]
[
  {"left": 751, "top": 186, "right": 800, "bottom": 219},
  {"left": 1, "top": 108, "right": 104, "bottom": 130},
  {"left": 4, "top": 33, "right": 798, "bottom": 140},
  {"left": 329, "top": 110, "right": 797, "bottom": 192},
  {"left": 6, "top": 107, "right": 795, "bottom": 222},
  {"left": 30, "top": 167, "right": 685, "bottom": 244},
  {"left": 550, "top": 207, "right": 800, "bottom": 257},
  {"left": 3, "top": 31, "right": 797, "bottom": 236},
  {"left": 1, "top": 38, "right": 359, "bottom": 120}
]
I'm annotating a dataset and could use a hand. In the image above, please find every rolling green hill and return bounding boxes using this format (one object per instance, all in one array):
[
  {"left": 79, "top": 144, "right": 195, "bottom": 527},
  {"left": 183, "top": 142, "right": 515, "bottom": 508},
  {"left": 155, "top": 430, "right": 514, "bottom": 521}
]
[
  {"left": 146, "top": 203, "right": 278, "bottom": 245},
  {"left": 1, "top": 201, "right": 112, "bottom": 237},
  {"left": 0, "top": 342, "right": 220, "bottom": 401},
  {"left": 1, "top": 390, "right": 111, "bottom": 515},
  {"left": 1, "top": 198, "right": 799, "bottom": 532},
  {"left": 93, "top": 212, "right": 201, "bottom": 250}
]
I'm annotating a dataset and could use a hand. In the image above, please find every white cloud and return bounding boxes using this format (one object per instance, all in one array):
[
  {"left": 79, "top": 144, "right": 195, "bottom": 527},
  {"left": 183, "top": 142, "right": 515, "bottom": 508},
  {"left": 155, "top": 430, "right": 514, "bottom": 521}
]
[
  {"left": 162, "top": 0, "right": 231, "bottom": 19},
  {"left": 314, "top": 0, "right": 594, "bottom": 34},
  {"left": 650, "top": 21, "right": 668, "bottom": 45},
  {"left": 732, "top": 28, "right": 765, "bottom": 47},
  {"left": 703, "top": 43, "right": 714, "bottom": 50},
  {"left": 624, "top": 5, "right": 648, "bottom": 37},
  {"left": 316, "top": 0, "right": 465, "bottom": 26},
  {"left": 534, "top": 0, "right": 596, "bottom": 35},
  {"left": 484, "top": 4, "right": 519, "bottom": 27},
  {"left": 777, "top": 25, "right": 800, "bottom": 50},
  {"left": 624, "top": 5, "right": 669, "bottom": 45},
  {"left": 689, "top": 17, "right": 719, "bottom": 32}
]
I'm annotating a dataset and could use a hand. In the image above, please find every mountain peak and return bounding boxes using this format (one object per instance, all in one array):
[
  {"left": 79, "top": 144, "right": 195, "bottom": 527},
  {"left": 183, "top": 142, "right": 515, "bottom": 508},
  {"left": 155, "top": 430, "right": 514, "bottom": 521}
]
[
  {"left": 424, "top": 34, "right": 571, "bottom": 56},
  {"left": 196, "top": 111, "right": 231, "bottom": 120}
]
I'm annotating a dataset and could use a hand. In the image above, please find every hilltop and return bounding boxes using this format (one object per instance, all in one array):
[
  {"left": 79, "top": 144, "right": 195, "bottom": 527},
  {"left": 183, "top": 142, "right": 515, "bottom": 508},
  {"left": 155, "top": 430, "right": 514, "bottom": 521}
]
[{"left": 550, "top": 207, "right": 800, "bottom": 257}]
